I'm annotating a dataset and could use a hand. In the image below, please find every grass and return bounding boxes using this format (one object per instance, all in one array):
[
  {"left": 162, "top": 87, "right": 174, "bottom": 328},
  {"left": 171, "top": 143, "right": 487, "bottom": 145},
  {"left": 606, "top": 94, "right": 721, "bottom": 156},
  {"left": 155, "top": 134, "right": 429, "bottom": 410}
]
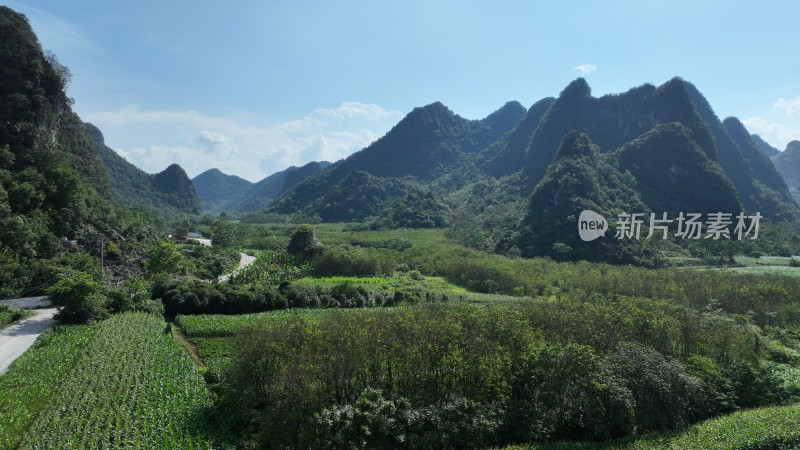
[
  {"left": 0, "top": 307, "right": 34, "bottom": 330},
  {"left": 296, "top": 273, "right": 470, "bottom": 295}
]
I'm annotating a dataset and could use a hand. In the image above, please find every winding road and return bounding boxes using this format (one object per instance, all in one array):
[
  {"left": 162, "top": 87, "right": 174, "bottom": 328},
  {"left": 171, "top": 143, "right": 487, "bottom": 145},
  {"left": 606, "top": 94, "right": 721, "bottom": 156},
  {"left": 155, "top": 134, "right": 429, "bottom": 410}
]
[
  {"left": 218, "top": 252, "right": 257, "bottom": 282},
  {"left": 0, "top": 252, "right": 257, "bottom": 374},
  {"left": 0, "top": 307, "right": 57, "bottom": 374}
]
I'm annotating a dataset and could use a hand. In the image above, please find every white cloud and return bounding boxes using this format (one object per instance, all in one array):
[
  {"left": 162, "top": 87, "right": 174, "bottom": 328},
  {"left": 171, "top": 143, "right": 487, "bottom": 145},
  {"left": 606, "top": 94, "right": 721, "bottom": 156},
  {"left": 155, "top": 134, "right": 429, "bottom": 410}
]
[
  {"left": 742, "top": 116, "right": 800, "bottom": 151},
  {"left": 88, "top": 102, "right": 403, "bottom": 182},
  {"left": 195, "top": 131, "right": 237, "bottom": 157},
  {"left": 773, "top": 96, "right": 800, "bottom": 119},
  {"left": 574, "top": 64, "right": 597, "bottom": 75}
]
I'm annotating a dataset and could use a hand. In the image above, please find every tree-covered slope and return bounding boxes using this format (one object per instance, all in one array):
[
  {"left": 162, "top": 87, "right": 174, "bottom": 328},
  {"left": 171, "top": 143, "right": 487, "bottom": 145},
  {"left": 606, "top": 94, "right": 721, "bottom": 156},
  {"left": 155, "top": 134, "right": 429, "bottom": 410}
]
[
  {"left": 683, "top": 83, "right": 797, "bottom": 221},
  {"left": 479, "top": 97, "right": 555, "bottom": 177},
  {"left": 518, "top": 131, "right": 652, "bottom": 264},
  {"left": 520, "top": 78, "right": 717, "bottom": 190},
  {"left": 192, "top": 168, "right": 252, "bottom": 212},
  {"left": 230, "top": 161, "right": 331, "bottom": 213},
  {"left": 0, "top": 6, "right": 161, "bottom": 295},
  {"left": 752, "top": 134, "right": 781, "bottom": 157},
  {"left": 268, "top": 102, "right": 523, "bottom": 221},
  {"left": 514, "top": 77, "right": 797, "bottom": 222},
  {"left": 772, "top": 141, "right": 800, "bottom": 202},
  {"left": 615, "top": 122, "right": 742, "bottom": 215},
  {"left": 150, "top": 164, "right": 203, "bottom": 214},
  {"left": 90, "top": 123, "right": 203, "bottom": 215}
]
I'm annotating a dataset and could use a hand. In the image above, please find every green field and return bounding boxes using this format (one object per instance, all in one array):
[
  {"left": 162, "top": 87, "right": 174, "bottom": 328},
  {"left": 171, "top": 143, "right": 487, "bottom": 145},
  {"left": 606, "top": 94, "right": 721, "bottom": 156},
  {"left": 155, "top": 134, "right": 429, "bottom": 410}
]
[
  {"left": 0, "top": 325, "right": 95, "bottom": 450},
  {"left": 0, "top": 313, "right": 226, "bottom": 449}
]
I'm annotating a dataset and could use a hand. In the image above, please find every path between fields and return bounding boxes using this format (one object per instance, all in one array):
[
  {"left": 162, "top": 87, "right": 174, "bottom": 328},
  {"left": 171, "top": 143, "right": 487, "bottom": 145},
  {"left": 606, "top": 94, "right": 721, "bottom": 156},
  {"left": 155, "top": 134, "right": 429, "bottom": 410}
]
[
  {"left": 218, "top": 252, "right": 256, "bottom": 282},
  {"left": 0, "top": 307, "right": 57, "bottom": 374}
]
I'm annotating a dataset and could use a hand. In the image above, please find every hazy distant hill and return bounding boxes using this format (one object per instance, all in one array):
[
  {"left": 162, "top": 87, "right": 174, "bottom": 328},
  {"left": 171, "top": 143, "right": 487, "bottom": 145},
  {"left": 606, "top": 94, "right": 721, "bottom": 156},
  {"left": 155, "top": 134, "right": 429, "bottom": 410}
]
[
  {"left": 772, "top": 141, "right": 800, "bottom": 203},
  {"left": 192, "top": 161, "right": 331, "bottom": 213},
  {"left": 192, "top": 168, "right": 252, "bottom": 212},
  {"left": 752, "top": 134, "right": 781, "bottom": 157},
  {"left": 90, "top": 124, "right": 203, "bottom": 215}
]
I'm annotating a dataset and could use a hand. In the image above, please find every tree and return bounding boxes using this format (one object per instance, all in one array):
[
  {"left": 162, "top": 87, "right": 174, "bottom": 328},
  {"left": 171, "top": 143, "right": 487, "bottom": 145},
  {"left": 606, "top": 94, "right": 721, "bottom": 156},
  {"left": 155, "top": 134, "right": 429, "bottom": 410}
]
[
  {"left": 146, "top": 240, "right": 187, "bottom": 276},
  {"left": 46, "top": 271, "right": 108, "bottom": 324},
  {"left": 211, "top": 216, "right": 238, "bottom": 248},
  {"left": 287, "top": 225, "right": 324, "bottom": 262}
]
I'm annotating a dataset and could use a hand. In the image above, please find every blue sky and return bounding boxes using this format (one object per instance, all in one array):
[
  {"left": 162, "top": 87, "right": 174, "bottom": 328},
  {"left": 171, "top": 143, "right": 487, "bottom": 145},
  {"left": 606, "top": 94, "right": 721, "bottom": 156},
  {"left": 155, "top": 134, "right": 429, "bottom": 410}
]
[{"left": 4, "top": 0, "right": 799, "bottom": 181}]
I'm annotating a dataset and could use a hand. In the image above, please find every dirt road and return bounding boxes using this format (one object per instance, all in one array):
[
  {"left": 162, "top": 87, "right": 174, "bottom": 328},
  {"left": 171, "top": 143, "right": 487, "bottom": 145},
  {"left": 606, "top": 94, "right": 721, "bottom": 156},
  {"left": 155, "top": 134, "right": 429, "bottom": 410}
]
[{"left": 0, "top": 308, "right": 58, "bottom": 374}]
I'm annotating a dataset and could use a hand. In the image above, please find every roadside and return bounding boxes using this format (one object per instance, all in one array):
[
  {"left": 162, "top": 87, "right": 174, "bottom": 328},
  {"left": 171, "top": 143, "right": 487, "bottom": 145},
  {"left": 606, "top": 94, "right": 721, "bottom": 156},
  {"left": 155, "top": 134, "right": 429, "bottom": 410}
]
[
  {"left": 0, "top": 296, "right": 49, "bottom": 309},
  {"left": 189, "top": 237, "right": 212, "bottom": 246},
  {"left": 0, "top": 307, "right": 58, "bottom": 374}
]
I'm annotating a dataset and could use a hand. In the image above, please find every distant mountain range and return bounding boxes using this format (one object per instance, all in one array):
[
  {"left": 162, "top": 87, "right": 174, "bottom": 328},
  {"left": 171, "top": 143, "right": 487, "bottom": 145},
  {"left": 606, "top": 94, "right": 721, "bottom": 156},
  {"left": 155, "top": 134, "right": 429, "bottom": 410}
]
[
  {"left": 257, "top": 77, "right": 796, "bottom": 225},
  {"left": 3, "top": 2, "right": 798, "bottom": 268},
  {"left": 192, "top": 161, "right": 331, "bottom": 213}
]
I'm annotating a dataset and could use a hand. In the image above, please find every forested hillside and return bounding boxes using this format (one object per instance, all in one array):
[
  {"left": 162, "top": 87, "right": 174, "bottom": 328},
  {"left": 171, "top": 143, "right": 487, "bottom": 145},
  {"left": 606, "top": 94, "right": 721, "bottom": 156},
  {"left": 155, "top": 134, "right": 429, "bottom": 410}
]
[{"left": 0, "top": 6, "right": 160, "bottom": 295}]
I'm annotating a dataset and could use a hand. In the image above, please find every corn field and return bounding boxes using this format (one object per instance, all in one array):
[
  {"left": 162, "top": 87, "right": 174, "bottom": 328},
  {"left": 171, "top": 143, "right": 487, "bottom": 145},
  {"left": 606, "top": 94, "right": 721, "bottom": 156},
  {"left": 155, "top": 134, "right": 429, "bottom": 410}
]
[{"left": 18, "top": 313, "right": 220, "bottom": 449}]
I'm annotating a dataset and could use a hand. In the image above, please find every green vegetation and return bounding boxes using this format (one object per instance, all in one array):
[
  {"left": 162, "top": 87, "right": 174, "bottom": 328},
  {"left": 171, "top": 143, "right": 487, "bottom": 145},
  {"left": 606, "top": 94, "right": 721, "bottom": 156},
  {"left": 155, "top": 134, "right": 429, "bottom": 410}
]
[
  {"left": 45, "top": 271, "right": 108, "bottom": 324},
  {"left": 287, "top": 224, "right": 325, "bottom": 261},
  {"left": 205, "top": 299, "right": 797, "bottom": 448},
  {"left": 518, "top": 131, "right": 653, "bottom": 264},
  {"left": 0, "top": 305, "right": 33, "bottom": 329},
  {"left": 17, "top": 313, "right": 219, "bottom": 449},
  {"left": 0, "top": 7, "right": 168, "bottom": 296},
  {"left": 0, "top": 325, "right": 95, "bottom": 450},
  {"left": 93, "top": 125, "right": 204, "bottom": 216},
  {"left": 4, "top": 4, "right": 800, "bottom": 449}
]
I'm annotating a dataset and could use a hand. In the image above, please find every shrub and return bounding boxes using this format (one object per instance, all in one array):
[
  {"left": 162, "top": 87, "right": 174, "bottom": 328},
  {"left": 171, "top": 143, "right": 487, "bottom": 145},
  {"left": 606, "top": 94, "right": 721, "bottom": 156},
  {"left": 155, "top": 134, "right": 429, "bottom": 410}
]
[
  {"left": 602, "top": 342, "right": 705, "bottom": 432},
  {"left": 287, "top": 225, "right": 324, "bottom": 261},
  {"left": 313, "top": 246, "right": 394, "bottom": 277},
  {"left": 315, "top": 389, "right": 502, "bottom": 450},
  {"left": 508, "top": 344, "right": 634, "bottom": 441},
  {"left": 107, "top": 280, "right": 164, "bottom": 315},
  {"left": 722, "top": 360, "right": 791, "bottom": 408},
  {"left": 46, "top": 271, "right": 108, "bottom": 324}
]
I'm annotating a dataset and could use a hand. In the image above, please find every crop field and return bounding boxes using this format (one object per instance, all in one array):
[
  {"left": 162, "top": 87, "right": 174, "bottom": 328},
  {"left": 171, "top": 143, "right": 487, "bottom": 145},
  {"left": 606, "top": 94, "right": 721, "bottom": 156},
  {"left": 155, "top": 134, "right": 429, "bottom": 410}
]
[
  {"left": 719, "top": 265, "right": 800, "bottom": 277},
  {"left": 7, "top": 313, "right": 222, "bottom": 450},
  {"left": 0, "top": 326, "right": 95, "bottom": 450}
]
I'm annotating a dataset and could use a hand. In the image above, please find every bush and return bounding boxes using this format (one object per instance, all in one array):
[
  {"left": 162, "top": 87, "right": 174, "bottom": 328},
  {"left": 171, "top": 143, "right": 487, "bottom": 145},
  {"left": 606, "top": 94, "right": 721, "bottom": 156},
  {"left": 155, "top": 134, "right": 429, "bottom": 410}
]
[
  {"left": 722, "top": 360, "right": 791, "bottom": 408},
  {"left": 602, "top": 342, "right": 705, "bottom": 432},
  {"left": 107, "top": 280, "right": 164, "bottom": 315},
  {"left": 508, "top": 344, "right": 634, "bottom": 441},
  {"left": 287, "top": 225, "right": 324, "bottom": 262},
  {"left": 315, "top": 389, "right": 501, "bottom": 450},
  {"left": 313, "top": 246, "right": 394, "bottom": 277},
  {"left": 153, "top": 278, "right": 399, "bottom": 315},
  {"left": 46, "top": 271, "right": 108, "bottom": 324}
]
